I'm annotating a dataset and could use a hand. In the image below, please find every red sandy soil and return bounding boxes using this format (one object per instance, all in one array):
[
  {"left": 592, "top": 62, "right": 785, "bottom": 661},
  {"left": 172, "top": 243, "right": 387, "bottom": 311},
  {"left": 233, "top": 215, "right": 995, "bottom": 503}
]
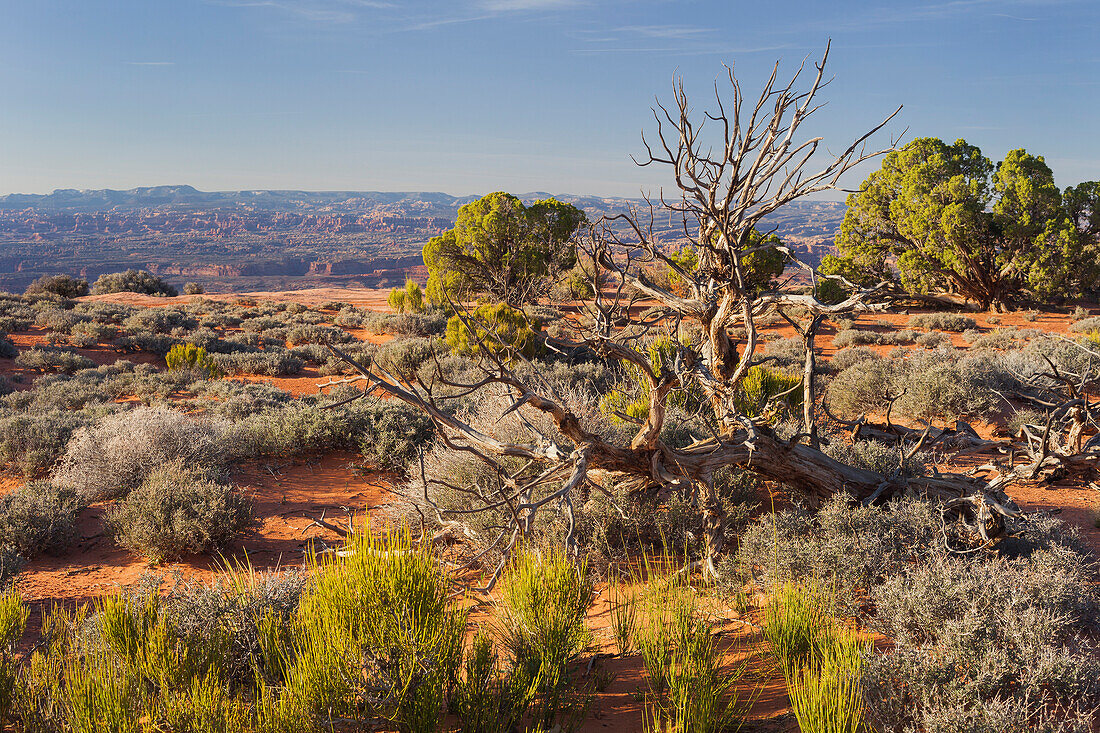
[
  {"left": 6, "top": 288, "right": 1100, "bottom": 728},
  {"left": 80, "top": 286, "right": 397, "bottom": 311},
  {"left": 12, "top": 452, "right": 390, "bottom": 607}
]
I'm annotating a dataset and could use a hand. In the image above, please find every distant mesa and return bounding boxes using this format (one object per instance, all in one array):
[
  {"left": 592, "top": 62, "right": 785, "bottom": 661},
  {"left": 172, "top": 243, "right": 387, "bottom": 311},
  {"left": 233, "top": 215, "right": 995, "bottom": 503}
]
[{"left": 0, "top": 187, "right": 845, "bottom": 292}]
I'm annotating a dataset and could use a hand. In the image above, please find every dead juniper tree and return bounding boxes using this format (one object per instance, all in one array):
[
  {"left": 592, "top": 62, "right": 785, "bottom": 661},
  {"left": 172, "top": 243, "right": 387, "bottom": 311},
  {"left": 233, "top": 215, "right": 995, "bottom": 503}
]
[{"left": 320, "top": 45, "right": 1031, "bottom": 583}]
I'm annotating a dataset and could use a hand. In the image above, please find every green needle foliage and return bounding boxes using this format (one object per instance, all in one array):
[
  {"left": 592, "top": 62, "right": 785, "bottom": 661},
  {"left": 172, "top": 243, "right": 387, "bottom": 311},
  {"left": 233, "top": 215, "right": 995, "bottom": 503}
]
[
  {"left": 608, "top": 581, "right": 639, "bottom": 656},
  {"left": 451, "top": 631, "right": 532, "bottom": 733},
  {"left": 445, "top": 302, "right": 542, "bottom": 358},
  {"left": 274, "top": 524, "right": 466, "bottom": 732},
  {"left": 0, "top": 589, "right": 27, "bottom": 723},
  {"left": 424, "top": 192, "right": 586, "bottom": 306},
  {"left": 387, "top": 280, "right": 426, "bottom": 314},
  {"left": 826, "top": 137, "right": 1100, "bottom": 310}
]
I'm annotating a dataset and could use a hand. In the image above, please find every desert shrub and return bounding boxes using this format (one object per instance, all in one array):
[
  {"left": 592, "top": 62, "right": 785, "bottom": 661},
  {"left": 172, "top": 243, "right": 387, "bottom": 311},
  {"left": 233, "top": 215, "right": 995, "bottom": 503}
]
[
  {"left": 199, "top": 312, "right": 242, "bottom": 330},
  {"left": 123, "top": 308, "right": 195, "bottom": 335},
  {"left": 0, "top": 338, "right": 16, "bottom": 360},
  {"left": 212, "top": 350, "right": 304, "bottom": 376},
  {"left": 362, "top": 310, "right": 448, "bottom": 337},
  {"left": 164, "top": 343, "right": 221, "bottom": 378},
  {"left": 332, "top": 306, "right": 364, "bottom": 329},
  {"left": 356, "top": 400, "right": 433, "bottom": 473},
  {"left": 895, "top": 352, "right": 996, "bottom": 418},
  {"left": 269, "top": 526, "right": 465, "bottom": 730},
  {"left": 760, "top": 336, "right": 805, "bottom": 368},
  {"left": 182, "top": 282, "right": 204, "bottom": 295},
  {"left": 287, "top": 343, "right": 331, "bottom": 364},
  {"left": 197, "top": 380, "right": 292, "bottom": 421},
  {"left": 285, "top": 324, "right": 352, "bottom": 347},
  {"left": 0, "top": 408, "right": 98, "bottom": 476},
  {"left": 864, "top": 551, "right": 1100, "bottom": 731},
  {"left": 105, "top": 461, "right": 253, "bottom": 562},
  {"left": 70, "top": 320, "right": 118, "bottom": 345},
  {"left": 74, "top": 300, "right": 137, "bottom": 323},
  {"left": 25, "top": 274, "right": 89, "bottom": 298},
  {"left": 0, "top": 317, "right": 28, "bottom": 333},
  {"left": 445, "top": 303, "right": 541, "bottom": 358},
  {"left": 497, "top": 547, "right": 593, "bottom": 727},
  {"left": 1070, "top": 305, "right": 1089, "bottom": 321},
  {"left": 827, "top": 350, "right": 996, "bottom": 420},
  {"left": 827, "top": 346, "right": 879, "bottom": 373},
  {"left": 962, "top": 327, "right": 1020, "bottom": 349},
  {"left": 1069, "top": 315, "right": 1100, "bottom": 333},
  {"left": 183, "top": 327, "right": 220, "bottom": 351},
  {"left": 735, "top": 496, "right": 946, "bottom": 615},
  {"left": 15, "top": 347, "right": 95, "bottom": 375},
  {"left": 34, "top": 308, "right": 83, "bottom": 334},
  {"left": 737, "top": 364, "right": 801, "bottom": 418},
  {"left": 825, "top": 439, "right": 928, "bottom": 478},
  {"left": 231, "top": 393, "right": 399, "bottom": 458},
  {"left": 52, "top": 406, "right": 230, "bottom": 501},
  {"left": 498, "top": 548, "right": 593, "bottom": 675},
  {"left": 114, "top": 332, "right": 178, "bottom": 356},
  {"left": 824, "top": 357, "right": 895, "bottom": 417},
  {"left": 914, "top": 330, "right": 951, "bottom": 349},
  {"left": 0, "top": 482, "right": 84, "bottom": 558},
  {"left": 387, "top": 280, "right": 426, "bottom": 314},
  {"left": 906, "top": 312, "right": 977, "bottom": 332},
  {"left": 371, "top": 336, "right": 434, "bottom": 379},
  {"left": 831, "top": 329, "right": 892, "bottom": 348},
  {"left": 91, "top": 269, "right": 177, "bottom": 297},
  {"left": 240, "top": 315, "right": 285, "bottom": 333}
]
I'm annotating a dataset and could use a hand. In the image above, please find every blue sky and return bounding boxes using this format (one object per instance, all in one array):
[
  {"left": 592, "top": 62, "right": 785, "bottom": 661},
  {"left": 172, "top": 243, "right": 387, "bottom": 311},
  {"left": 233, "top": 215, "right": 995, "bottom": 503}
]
[{"left": 0, "top": 0, "right": 1097, "bottom": 198}]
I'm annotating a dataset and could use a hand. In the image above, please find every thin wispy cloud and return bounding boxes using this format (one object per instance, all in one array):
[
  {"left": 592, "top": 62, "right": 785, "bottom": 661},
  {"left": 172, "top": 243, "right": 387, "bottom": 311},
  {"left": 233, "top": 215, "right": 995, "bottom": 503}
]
[
  {"left": 477, "top": 0, "right": 579, "bottom": 10},
  {"left": 612, "top": 25, "right": 712, "bottom": 39},
  {"left": 571, "top": 42, "right": 793, "bottom": 57},
  {"left": 817, "top": 0, "right": 1077, "bottom": 33},
  {"left": 214, "top": 0, "right": 393, "bottom": 23}
]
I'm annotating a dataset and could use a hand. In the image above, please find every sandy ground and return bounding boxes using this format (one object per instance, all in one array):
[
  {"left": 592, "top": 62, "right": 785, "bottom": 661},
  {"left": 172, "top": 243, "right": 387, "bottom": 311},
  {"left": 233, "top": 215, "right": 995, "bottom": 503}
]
[{"left": 4, "top": 288, "right": 1099, "bottom": 729}]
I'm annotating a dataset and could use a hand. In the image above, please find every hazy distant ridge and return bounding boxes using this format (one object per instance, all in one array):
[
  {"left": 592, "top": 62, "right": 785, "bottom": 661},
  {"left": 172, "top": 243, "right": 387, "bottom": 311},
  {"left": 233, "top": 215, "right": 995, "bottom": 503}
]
[{"left": 0, "top": 186, "right": 643, "bottom": 215}]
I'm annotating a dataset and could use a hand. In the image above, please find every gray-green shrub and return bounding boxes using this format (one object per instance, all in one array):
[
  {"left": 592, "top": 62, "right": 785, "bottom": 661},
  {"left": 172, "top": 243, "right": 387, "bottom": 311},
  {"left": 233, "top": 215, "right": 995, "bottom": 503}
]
[
  {"left": 105, "top": 461, "right": 253, "bottom": 562},
  {"left": 0, "top": 482, "right": 84, "bottom": 557},
  {"left": 52, "top": 406, "right": 230, "bottom": 501},
  {"left": 906, "top": 313, "right": 977, "bottom": 332},
  {"left": 15, "top": 347, "right": 95, "bottom": 375}
]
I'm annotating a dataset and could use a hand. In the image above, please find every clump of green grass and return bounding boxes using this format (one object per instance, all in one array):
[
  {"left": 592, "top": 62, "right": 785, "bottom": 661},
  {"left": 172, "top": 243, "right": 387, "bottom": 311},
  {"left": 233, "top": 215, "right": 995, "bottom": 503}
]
[
  {"left": 451, "top": 631, "right": 531, "bottom": 733},
  {"left": 496, "top": 546, "right": 594, "bottom": 728},
  {"left": 763, "top": 582, "right": 833, "bottom": 673},
  {"left": 276, "top": 524, "right": 467, "bottom": 732},
  {"left": 0, "top": 589, "right": 27, "bottom": 723},
  {"left": 608, "top": 580, "right": 638, "bottom": 655},
  {"left": 637, "top": 566, "right": 751, "bottom": 733},
  {"left": 785, "top": 628, "right": 869, "bottom": 733}
]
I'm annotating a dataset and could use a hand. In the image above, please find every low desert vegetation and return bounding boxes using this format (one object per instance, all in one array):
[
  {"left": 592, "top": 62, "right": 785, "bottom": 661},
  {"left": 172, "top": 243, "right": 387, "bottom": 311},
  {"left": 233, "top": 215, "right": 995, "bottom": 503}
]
[
  {"left": 91, "top": 269, "right": 178, "bottom": 297},
  {"left": 0, "top": 48, "right": 1096, "bottom": 733},
  {"left": 25, "top": 274, "right": 89, "bottom": 298}
]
